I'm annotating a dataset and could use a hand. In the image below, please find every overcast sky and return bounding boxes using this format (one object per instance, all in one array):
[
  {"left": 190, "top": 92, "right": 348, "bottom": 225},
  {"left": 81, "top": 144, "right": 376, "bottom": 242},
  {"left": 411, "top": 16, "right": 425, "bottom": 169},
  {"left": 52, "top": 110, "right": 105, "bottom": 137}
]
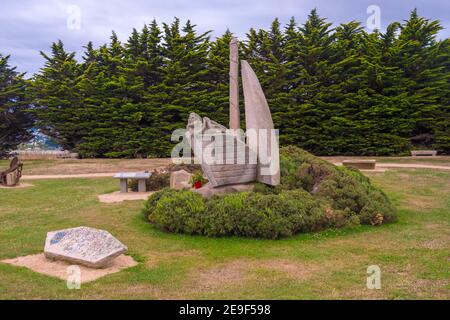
[{"left": 1, "top": 0, "right": 449, "bottom": 76}]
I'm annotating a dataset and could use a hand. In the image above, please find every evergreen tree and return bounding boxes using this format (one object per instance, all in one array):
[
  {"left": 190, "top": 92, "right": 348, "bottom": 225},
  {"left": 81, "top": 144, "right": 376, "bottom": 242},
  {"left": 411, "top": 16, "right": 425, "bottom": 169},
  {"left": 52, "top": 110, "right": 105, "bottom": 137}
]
[
  {"left": 396, "top": 9, "right": 446, "bottom": 149},
  {"left": 75, "top": 41, "right": 112, "bottom": 157},
  {"left": 284, "top": 9, "right": 336, "bottom": 154},
  {"left": 320, "top": 21, "right": 369, "bottom": 154},
  {"left": 433, "top": 38, "right": 450, "bottom": 152},
  {"left": 32, "top": 40, "right": 82, "bottom": 151},
  {"left": 243, "top": 19, "right": 289, "bottom": 128},
  {"left": 83, "top": 32, "right": 144, "bottom": 158},
  {"left": 152, "top": 18, "right": 212, "bottom": 156},
  {"left": 28, "top": 11, "right": 450, "bottom": 157},
  {"left": 207, "top": 29, "right": 234, "bottom": 126},
  {"left": 0, "top": 54, "right": 32, "bottom": 156},
  {"left": 134, "top": 21, "right": 167, "bottom": 157}
]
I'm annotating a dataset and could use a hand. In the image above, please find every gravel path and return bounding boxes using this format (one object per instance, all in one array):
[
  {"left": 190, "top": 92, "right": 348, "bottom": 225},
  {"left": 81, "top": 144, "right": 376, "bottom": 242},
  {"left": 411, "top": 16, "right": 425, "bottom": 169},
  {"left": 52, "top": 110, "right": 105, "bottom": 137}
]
[
  {"left": 21, "top": 173, "right": 115, "bottom": 180},
  {"left": 19, "top": 162, "right": 450, "bottom": 180},
  {"left": 377, "top": 163, "right": 450, "bottom": 170}
]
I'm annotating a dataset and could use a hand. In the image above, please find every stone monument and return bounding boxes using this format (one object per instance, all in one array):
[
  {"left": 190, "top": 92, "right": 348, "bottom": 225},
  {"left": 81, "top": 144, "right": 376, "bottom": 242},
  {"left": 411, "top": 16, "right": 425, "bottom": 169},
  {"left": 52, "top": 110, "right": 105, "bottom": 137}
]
[
  {"left": 44, "top": 226, "right": 128, "bottom": 268},
  {"left": 186, "top": 37, "right": 280, "bottom": 188}
]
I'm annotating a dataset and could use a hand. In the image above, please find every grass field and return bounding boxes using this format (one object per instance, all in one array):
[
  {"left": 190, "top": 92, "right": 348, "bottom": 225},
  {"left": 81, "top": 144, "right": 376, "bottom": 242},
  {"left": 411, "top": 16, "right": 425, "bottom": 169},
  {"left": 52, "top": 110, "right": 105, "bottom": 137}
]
[{"left": 0, "top": 168, "right": 449, "bottom": 299}]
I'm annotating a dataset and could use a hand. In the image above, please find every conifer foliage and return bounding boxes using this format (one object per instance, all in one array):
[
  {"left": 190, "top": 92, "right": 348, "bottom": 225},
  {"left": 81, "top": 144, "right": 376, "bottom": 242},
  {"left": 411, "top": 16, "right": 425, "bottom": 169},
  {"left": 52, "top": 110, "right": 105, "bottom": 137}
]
[
  {"left": 25, "top": 10, "right": 450, "bottom": 157},
  {"left": 0, "top": 55, "right": 32, "bottom": 157}
]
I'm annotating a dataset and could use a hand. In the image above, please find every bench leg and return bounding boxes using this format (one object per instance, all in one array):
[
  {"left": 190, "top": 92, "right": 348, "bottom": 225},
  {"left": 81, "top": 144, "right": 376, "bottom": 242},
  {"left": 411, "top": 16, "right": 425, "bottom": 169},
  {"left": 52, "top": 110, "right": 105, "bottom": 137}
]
[
  {"left": 138, "top": 179, "right": 147, "bottom": 192},
  {"left": 120, "top": 179, "right": 128, "bottom": 193}
]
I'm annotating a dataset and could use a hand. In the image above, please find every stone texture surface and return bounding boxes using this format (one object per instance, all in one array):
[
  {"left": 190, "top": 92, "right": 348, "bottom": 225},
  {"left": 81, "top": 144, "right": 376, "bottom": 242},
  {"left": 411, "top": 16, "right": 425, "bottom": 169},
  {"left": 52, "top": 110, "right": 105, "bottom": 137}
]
[
  {"left": 114, "top": 172, "right": 152, "bottom": 193},
  {"left": 5, "top": 171, "right": 20, "bottom": 186},
  {"left": 194, "top": 182, "right": 255, "bottom": 198},
  {"left": 44, "top": 227, "right": 128, "bottom": 268},
  {"left": 170, "top": 170, "right": 193, "bottom": 190},
  {"left": 187, "top": 113, "right": 257, "bottom": 187},
  {"left": 114, "top": 172, "right": 152, "bottom": 179},
  {"left": 241, "top": 60, "right": 280, "bottom": 186},
  {"left": 1, "top": 254, "right": 137, "bottom": 283},
  {"left": 229, "top": 37, "right": 240, "bottom": 130}
]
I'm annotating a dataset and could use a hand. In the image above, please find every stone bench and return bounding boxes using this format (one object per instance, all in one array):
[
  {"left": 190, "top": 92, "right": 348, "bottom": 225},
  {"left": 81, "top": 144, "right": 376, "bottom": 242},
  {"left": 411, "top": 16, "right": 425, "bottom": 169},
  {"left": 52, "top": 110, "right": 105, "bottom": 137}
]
[
  {"left": 114, "top": 172, "right": 151, "bottom": 193},
  {"left": 411, "top": 150, "right": 438, "bottom": 157},
  {"left": 343, "top": 160, "right": 376, "bottom": 170},
  {"left": 56, "top": 152, "right": 79, "bottom": 159}
]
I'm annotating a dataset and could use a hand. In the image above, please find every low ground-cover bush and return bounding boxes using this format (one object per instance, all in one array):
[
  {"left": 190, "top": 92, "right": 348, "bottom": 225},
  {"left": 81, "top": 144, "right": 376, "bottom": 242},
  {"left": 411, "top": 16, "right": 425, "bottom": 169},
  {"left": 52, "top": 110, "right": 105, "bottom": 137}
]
[
  {"left": 279, "top": 146, "right": 396, "bottom": 225},
  {"left": 142, "top": 146, "right": 396, "bottom": 239}
]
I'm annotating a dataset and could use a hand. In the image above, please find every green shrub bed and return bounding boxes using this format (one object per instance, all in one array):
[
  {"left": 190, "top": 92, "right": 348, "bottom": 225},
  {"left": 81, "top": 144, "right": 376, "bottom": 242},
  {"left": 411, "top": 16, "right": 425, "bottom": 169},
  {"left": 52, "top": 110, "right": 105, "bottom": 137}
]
[{"left": 142, "top": 146, "right": 396, "bottom": 239}]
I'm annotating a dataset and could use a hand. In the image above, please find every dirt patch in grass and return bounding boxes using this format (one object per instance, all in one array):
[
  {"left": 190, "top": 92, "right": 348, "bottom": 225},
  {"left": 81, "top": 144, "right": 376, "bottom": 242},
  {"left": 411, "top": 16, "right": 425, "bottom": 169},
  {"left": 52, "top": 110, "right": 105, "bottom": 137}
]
[
  {"left": 422, "top": 235, "right": 450, "bottom": 249},
  {"left": 193, "top": 261, "right": 251, "bottom": 291},
  {"left": 145, "top": 250, "right": 202, "bottom": 269},
  {"left": 409, "top": 278, "right": 450, "bottom": 299},
  {"left": 98, "top": 191, "right": 154, "bottom": 204},
  {"left": 403, "top": 196, "right": 439, "bottom": 211},
  {"left": 328, "top": 286, "right": 388, "bottom": 299},
  {"left": 424, "top": 223, "right": 443, "bottom": 230},
  {"left": 418, "top": 224, "right": 449, "bottom": 249},
  {"left": 257, "top": 259, "right": 319, "bottom": 280},
  {"left": 1, "top": 254, "right": 138, "bottom": 283},
  {"left": 84, "top": 284, "right": 166, "bottom": 300},
  {"left": 384, "top": 264, "right": 450, "bottom": 299},
  {"left": 119, "top": 284, "right": 165, "bottom": 297},
  {"left": 0, "top": 183, "right": 33, "bottom": 189},
  {"left": 189, "top": 258, "right": 323, "bottom": 293}
]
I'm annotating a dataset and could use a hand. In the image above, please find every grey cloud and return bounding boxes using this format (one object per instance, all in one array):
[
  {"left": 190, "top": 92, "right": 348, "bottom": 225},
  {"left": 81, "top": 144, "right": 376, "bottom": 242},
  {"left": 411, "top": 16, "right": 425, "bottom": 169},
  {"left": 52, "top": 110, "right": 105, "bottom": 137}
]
[{"left": 0, "top": 0, "right": 448, "bottom": 76}]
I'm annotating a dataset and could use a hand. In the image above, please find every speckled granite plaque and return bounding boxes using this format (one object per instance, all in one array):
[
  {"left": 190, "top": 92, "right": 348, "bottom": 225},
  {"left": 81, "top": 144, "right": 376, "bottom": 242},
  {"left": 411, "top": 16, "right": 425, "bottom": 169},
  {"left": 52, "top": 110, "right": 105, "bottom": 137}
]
[{"left": 44, "top": 227, "right": 128, "bottom": 269}]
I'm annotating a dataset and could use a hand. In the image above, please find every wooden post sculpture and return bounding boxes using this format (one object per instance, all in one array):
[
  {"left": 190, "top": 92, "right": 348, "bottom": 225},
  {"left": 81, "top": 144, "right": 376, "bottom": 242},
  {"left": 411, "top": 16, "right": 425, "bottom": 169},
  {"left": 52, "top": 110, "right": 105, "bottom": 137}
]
[{"left": 0, "top": 157, "right": 23, "bottom": 187}]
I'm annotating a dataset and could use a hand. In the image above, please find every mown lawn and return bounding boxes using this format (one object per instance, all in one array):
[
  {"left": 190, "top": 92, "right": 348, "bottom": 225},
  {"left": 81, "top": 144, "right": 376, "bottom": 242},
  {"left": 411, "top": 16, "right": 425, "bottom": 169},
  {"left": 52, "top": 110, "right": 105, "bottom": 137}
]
[
  {"left": 1, "top": 156, "right": 450, "bottom": 176},
  {"left": 0, "top": 169, "right": 449, "bottom": 299}
]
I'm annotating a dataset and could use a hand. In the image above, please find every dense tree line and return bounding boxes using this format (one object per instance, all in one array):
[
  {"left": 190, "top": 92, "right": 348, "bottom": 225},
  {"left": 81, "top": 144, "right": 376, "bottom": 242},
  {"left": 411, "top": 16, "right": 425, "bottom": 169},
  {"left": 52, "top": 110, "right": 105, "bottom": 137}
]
[
  {"left": 1, "top": 9, "right": 450, "bottom": 157},
  {"left": 0, "top": 55, "right": 32, "bottom": 157}
]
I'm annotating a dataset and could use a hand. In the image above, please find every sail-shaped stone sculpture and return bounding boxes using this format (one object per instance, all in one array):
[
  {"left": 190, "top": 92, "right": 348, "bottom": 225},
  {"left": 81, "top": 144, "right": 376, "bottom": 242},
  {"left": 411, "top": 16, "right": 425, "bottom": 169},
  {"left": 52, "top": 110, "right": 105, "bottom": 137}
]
[{"left": 241, "top": 60, "right": 280, "bottom": 186}]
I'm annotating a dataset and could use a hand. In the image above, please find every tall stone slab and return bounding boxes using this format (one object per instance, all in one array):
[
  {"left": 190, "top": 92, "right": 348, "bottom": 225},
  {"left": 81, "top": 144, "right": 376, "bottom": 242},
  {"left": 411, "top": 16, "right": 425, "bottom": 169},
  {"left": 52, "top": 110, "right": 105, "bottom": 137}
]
[
  {"left": 229, "top": 37, "right": 240, "bottom": 130},
  {"left": 241, "top": 60, "right": 280, "bottom": 186}
]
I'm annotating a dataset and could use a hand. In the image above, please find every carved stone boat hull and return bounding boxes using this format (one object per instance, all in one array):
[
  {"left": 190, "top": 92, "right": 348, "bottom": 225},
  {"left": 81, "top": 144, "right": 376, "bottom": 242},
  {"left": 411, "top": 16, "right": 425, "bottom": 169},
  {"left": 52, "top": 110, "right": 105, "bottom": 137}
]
[
  {"left": 198, "top": 133, "right": 257, "bottom": 187},
  {"left": 186, "top": 118, "right": 257, "bottom": 187}
]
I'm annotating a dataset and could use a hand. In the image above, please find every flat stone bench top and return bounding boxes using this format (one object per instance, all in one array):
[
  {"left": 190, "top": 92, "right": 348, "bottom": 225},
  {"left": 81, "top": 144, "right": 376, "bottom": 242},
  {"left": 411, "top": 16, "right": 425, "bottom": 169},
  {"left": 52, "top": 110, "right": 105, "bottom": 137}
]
[
  {"left": 114, "top": 172, "right": 151, "bottom": 193},
  {"left": 114, "top": 172, "right": 151, "bottom": 179},
  {"left": 411, "top": 150, "right": 437, "bottom": 156}
]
